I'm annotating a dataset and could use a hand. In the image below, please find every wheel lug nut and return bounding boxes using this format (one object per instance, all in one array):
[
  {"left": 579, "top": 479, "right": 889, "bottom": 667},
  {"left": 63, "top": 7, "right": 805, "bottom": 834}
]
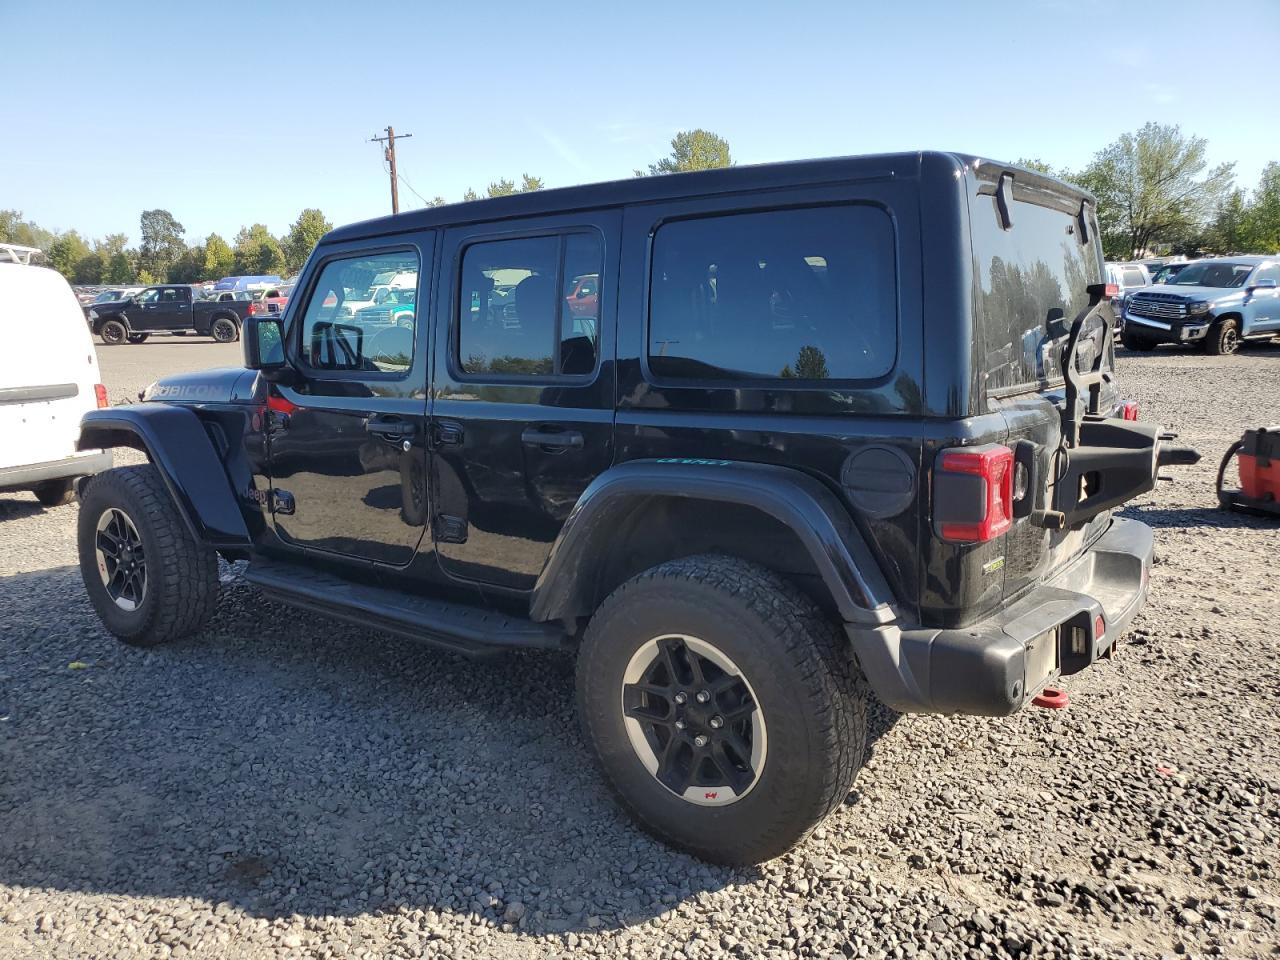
[
  {"left": 693, "top": 734, "right": 708, "bottom": 747},
  {"left": 673, "top": 692, "right": 687, "bottom": 705},
  {"left": 674, "top": 720, "right": 686, "bottom": 730},
  {"left": 696, "top": 690, "right": 711, "bottom": 703},
  {"left": 709, "top": 716, "right": 724, "bottom": 729}
]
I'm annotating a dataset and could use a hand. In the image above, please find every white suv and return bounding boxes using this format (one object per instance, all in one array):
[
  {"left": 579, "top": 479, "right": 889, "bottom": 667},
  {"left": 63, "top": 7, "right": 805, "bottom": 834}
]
[{"left": 0, "top": 256, "right": 112, "bottom": 505}]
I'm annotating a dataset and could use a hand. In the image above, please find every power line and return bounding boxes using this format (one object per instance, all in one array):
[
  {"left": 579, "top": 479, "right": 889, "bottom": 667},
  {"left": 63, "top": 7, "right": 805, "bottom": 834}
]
[{"left": 369, "top": 126, "right": 413, "bottom": 214}]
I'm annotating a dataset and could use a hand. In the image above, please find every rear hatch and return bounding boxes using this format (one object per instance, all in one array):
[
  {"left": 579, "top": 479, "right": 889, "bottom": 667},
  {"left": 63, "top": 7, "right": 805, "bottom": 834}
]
[{"left": 966, "top": 164, "right": 1117, "bottom": 603}]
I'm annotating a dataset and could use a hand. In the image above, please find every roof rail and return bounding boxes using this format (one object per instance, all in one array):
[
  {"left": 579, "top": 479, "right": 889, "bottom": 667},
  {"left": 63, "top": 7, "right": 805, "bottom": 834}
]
[{"left": 0, "top": 243, "right": 45, "bottom": 265}]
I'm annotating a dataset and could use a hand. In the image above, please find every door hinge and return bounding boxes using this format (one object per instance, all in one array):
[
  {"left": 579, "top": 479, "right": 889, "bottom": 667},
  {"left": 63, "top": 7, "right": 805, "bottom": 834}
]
[
  {"left": 432, "top": 421, "right": 465, "bottom": 446},
  {"left": 433, "top": 514, "right": 468, "bottom": 543}
]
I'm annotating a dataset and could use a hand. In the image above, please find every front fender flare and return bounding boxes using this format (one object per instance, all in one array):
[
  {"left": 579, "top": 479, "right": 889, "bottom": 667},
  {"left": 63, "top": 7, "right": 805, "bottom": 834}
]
[
  {"left": 530, "top": 459, "right": 896, "bottom": 626},
  {"left": 77, "top": 405, "right": 251, "bottom": 549}
]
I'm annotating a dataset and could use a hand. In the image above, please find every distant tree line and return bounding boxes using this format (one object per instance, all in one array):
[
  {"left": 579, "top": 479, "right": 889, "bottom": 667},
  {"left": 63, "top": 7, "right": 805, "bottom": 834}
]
[{"left": 6, "top": 125, "right": 1274, "bottom": 286}]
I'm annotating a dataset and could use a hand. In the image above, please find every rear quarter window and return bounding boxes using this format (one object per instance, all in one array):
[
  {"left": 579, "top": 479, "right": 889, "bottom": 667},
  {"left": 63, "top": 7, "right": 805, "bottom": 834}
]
[
  {"left": 970, "top": 191, "right": 1104, "bottom": 394},
  {"left": 647, "top": 204, "right": 897, "bottom": 382}
]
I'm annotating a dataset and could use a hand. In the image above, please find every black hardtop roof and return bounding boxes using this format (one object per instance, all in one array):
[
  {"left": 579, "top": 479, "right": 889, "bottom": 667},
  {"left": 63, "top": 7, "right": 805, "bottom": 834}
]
[{"left": 323, "top": 151, "right": 1091, "bottom": 245}]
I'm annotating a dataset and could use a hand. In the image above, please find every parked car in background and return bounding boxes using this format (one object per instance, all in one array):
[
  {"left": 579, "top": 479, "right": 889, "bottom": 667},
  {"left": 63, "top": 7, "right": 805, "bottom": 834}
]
[
  {"left": 247, "top": 285, "right": 291, "bottom": 318},
  {"left": 1106, "top": 262, "right": 1151, "bottom": 301},
  {"left": 213, "top": 274, "right": 283, "bottom": 294},
  {"left": 1121, "top": 256, "right": 1280, "bottom": 354},
  {"left": 0, "top": 260, "right": 110, "bottom": 506},
  {"left": 88, "top": 284, "right": 253, "bottom": 344}
]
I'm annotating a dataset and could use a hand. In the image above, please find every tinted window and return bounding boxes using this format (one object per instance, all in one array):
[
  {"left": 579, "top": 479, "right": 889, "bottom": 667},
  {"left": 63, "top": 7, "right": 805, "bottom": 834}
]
[
  {"left": 647, "top": 205, "right": 896, "bottom": 381},
  {"left": 970, "top": 193, "right": 1104, "bottom": 392},
  {"left": 458, "top": 233, "right": 602, "bottom": 377},
  {"left": 298, "top": 251, "right": 419, "bottom": 374},
  {"left": 1170, "top": 261, "right": 1254, "bottom": 287}
]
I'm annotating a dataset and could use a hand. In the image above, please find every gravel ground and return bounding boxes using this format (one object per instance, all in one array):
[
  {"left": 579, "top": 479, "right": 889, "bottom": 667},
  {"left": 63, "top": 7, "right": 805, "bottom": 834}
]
[{"left": 1, "top": 340, "right": 1278, "bottom": 959}]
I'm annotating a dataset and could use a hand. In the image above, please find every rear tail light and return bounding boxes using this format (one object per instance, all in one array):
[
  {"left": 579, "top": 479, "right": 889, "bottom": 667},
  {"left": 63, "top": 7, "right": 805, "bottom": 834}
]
[
  {"left": 248, "top": 302, "right": 261, "bottom": 316},
  {"left": 94, "top": 383, "right": 109, "bottom": 408},
  {"left": 934, "top": 444, "right": 1014, "bottom": 543},
  {"left": 1104, "top": 283, "right": 1120, "bottom": 299},
  {"left": 1120, "top": 400, "right": 1140, "bottom": 421}
]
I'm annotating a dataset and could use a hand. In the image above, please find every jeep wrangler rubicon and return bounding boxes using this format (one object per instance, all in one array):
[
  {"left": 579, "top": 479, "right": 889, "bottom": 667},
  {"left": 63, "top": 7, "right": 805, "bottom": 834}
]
[{"left": 75, "top": 153, "right": 1197, "bottom": 865}]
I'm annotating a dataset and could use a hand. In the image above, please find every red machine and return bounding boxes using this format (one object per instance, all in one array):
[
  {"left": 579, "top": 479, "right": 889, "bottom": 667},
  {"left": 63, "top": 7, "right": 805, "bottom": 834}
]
[{"left": 1217, "top": 426, "right": 1280, "bottom": 517}]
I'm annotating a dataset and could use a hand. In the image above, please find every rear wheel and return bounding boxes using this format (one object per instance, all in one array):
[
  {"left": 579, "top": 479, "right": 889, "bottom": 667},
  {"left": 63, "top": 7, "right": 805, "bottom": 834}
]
[
  {"left": 32, "top": 478, "right": 76, "bottom": 506},
  {"left": 576, "top": 554, "right": 867, "bottom": 865},
  {"left": 77, "top": 466, "right": 219, "bottom": 646},
  {"left": 1205, "top": 317, "right": 1240, "bottom": 355},
  {"left": 210, "top": 317, "right": 239, "bottom": 343},
  {"left": 1120, "top": 329, "right": 1157, "bottom": 351},
  {"left": 99, "top": 320, "right": 127, "bottom": 345}
]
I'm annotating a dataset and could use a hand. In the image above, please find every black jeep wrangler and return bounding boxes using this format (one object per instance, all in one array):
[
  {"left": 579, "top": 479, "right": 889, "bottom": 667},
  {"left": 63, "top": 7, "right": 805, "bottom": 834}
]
[{"left": 76, "top": 153, "right": 1196, "bottom": 865}]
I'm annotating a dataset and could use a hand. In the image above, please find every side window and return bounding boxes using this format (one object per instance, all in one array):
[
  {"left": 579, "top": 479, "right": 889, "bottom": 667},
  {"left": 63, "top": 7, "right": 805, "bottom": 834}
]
[
  {"left": 648, "top": 205, "right": 896, "bottom": 381},
  {"left": 457, "top": 232, "right": 602, "bottom": 378},
  {"left": 160, "top": 288, "right": 179, "bottom": 303},
  {"left": 298, "top": 250, "right": 419, "bottom": 375},
  {"left": 1255, "top": 264, "right": 1280, "bottom": 285},
  {"left": 136, "top": 288, "right": 159, "bottom": 304}
]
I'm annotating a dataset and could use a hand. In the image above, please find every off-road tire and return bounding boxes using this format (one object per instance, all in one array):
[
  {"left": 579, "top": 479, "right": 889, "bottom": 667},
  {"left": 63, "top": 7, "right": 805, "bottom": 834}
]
[
  {"left": 77, "top": 465, "right": 219, "bottom": 647},
  {"left": 210, "top": 317, "right": 239, "bottom": 343},
  {"left": 99, "top": 319, "right": 127, "bottom": 345},
  {"left": 1120, "top": 330, "right": 1156, "bottom": 351},
  {"left": 126, "top": 333, "right": 150, "bottom": 344},
  {"left": 576, "top": 553, "right": 868, "bottom": 865},
  {"left": 1205, "top": 317, "right": 1240, "bottom": 356},
  {"left": 32, "top": 478, "right": 76, "bottom": 506}
]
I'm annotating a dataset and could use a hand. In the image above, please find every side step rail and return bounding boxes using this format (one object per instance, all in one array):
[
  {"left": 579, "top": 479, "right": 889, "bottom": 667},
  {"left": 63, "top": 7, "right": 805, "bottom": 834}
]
[{"left": 243, "top": 558, "right": 569, "bottom": 657}]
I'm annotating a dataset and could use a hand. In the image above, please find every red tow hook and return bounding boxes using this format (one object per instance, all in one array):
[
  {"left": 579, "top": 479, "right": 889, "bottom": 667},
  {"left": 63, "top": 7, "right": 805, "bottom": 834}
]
[{"left": 1032, "top": 687, "right": 1069, "bottom": 709}]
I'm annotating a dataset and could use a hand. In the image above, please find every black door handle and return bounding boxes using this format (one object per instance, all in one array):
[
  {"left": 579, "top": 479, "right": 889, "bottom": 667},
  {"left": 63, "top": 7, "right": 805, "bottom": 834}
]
[
  {"left": 521, "top": 427, "right": 584, "bottom": 450},
  {"left": 364, "top": 416, "right": 415, "bottom": 439}
]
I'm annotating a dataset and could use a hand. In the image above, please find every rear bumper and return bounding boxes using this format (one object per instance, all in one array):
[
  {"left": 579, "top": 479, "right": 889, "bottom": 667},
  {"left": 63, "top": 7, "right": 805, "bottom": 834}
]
[
  {"left": 0, "top": 449, "right": 112, "bottom": 493},
  {"left": 848, "top": 517, "right": 1153, "bottom": 716}
]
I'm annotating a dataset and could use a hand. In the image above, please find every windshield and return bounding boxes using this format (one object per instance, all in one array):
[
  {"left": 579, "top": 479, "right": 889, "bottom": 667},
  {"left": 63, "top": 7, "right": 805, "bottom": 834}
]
[{"left": 1170, "top": 262, "right": 1254, "bottom": 288}]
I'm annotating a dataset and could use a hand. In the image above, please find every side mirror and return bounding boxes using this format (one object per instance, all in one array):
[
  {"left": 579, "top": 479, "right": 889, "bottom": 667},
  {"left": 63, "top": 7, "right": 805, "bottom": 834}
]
[{"left": 244, "top": 315, "right": 286, "bottom": 373}]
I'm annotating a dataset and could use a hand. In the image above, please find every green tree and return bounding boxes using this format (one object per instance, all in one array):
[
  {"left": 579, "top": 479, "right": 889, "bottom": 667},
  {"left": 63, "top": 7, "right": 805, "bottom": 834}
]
[
  {"left": 103, "top": 251, "right": 136, "bottom": 283},
  {"left": 1074, "top": 123, "right": 1234, "bottom": 260},
  {"left": 168, "top": 244, "right": 207, "bottom": 283},
  {"left": 73, "top": 252, "right": 105, "bottom": 284},
  {"left": 1015, "top": 158, "right": 1055, "bottom": 176},
  {"left": 638, "top": 129, "right": 733, "bottom": 176},
  {"left": 462, "top": 188, "right": 480, "bottom": 202},
  {"left": 1243, "top": 161, "right": 1280, "bottom": 253},
  {"left": 138, "top": 209, "right": 186, "bottom": 280},
  {"left": 203, "top": 233, "right": 235, "bottom": 278},
  {"left": 47, "top": 230, "right": 91, "bottom": 279},
  {"left": 232, "top": 224, "right": 287, "bottom": 275},
  {"left": 0, "top": 210, "right": 56, "bottom": 252},
  {"left": 283, "top": 208, "right": 332, "bottom": 274},
  {"left": 486, "top": 178, "right": 516, "bottom": 198},
  {"left": 520, "top": 173, "right": 544, "bottom": 192}
]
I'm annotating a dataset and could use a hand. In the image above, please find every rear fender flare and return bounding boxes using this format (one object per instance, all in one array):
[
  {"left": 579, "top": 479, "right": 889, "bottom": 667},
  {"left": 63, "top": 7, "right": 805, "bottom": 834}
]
[
  {"left": 529, "top": 459, "right": 897, "bottom": 626},
  {"left": 77, "top": 405, "right": 251, "bottom": 549}
]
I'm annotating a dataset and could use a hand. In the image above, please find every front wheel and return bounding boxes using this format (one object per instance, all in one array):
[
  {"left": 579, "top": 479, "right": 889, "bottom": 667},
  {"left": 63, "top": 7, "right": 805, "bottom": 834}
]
[
  {"left": 33, "top": 477, "right": 76, "bottom": 506},
  {"left": 1120, "top": 329, "right": 1157, "bottom": 351},
  {"left": 576, "top": 554, "right": 868, "bottom": 865},
  {"left": 210, "top": 317, "right": 239, "bottom": 343},
  {"left": 99, "top": 319, "right": 127, "bottom": 345},
  {"left": 77, "top": 466, "right": 219, "bottom": 646},
  {"left": 1204, "top": 317, "right": 1240, "bottom": 355}
]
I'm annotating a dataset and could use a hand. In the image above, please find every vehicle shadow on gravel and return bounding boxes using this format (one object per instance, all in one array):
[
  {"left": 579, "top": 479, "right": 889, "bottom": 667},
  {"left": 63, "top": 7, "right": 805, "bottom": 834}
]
[
  {"left": 1119, "top": 503, "right": 1277, "bottom": 529},
  {"left": 0, "top": 566, "right": 760, "bottom": 935},
  {"left": 0, "top": 496, "right": 51, "bottom": 522}
]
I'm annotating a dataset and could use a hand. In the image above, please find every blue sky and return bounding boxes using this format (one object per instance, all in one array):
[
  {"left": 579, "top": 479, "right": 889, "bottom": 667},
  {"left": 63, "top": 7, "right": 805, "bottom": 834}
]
[{"left": 3, "top": 0, "right": 1277, "bottom": 246}]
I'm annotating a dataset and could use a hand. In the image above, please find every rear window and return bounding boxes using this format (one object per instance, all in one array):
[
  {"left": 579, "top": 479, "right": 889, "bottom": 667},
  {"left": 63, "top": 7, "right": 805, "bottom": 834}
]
[
  {"left": 647, "top": 204, "right": 896, "bottom": 381},
  {"left": 970, "top": 189, "right": 1106, "bottom": 393},
  {"left": 1122, "top": 267, "right": 1146, "bottom": 288}
]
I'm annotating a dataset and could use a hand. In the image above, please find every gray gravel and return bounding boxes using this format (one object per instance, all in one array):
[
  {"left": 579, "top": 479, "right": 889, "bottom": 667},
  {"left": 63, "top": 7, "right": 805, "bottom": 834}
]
[{"left": 1, "top": 340, "right": 1278, "bottom": 959}]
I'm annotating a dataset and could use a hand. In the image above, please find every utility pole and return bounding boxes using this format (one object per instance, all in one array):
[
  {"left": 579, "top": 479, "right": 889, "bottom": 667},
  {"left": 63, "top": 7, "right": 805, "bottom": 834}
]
[{"left": 370, "top": 126, "right": 413, "bottom": 214}]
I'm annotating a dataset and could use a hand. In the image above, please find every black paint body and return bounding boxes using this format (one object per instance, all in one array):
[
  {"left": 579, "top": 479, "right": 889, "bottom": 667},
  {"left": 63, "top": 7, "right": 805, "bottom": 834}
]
[{"left": 79, "top": 152, "right": 1162, "bottom": 716}]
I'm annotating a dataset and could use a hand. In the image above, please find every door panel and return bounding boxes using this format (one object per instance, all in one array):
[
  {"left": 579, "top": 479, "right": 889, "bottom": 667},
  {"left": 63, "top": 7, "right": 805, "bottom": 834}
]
[
  {"left": 265, "top": 237, "right": 434, "bottom": 566},
  {"left": 431, "top": 212, "right": 619, "bottom": 590}
]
